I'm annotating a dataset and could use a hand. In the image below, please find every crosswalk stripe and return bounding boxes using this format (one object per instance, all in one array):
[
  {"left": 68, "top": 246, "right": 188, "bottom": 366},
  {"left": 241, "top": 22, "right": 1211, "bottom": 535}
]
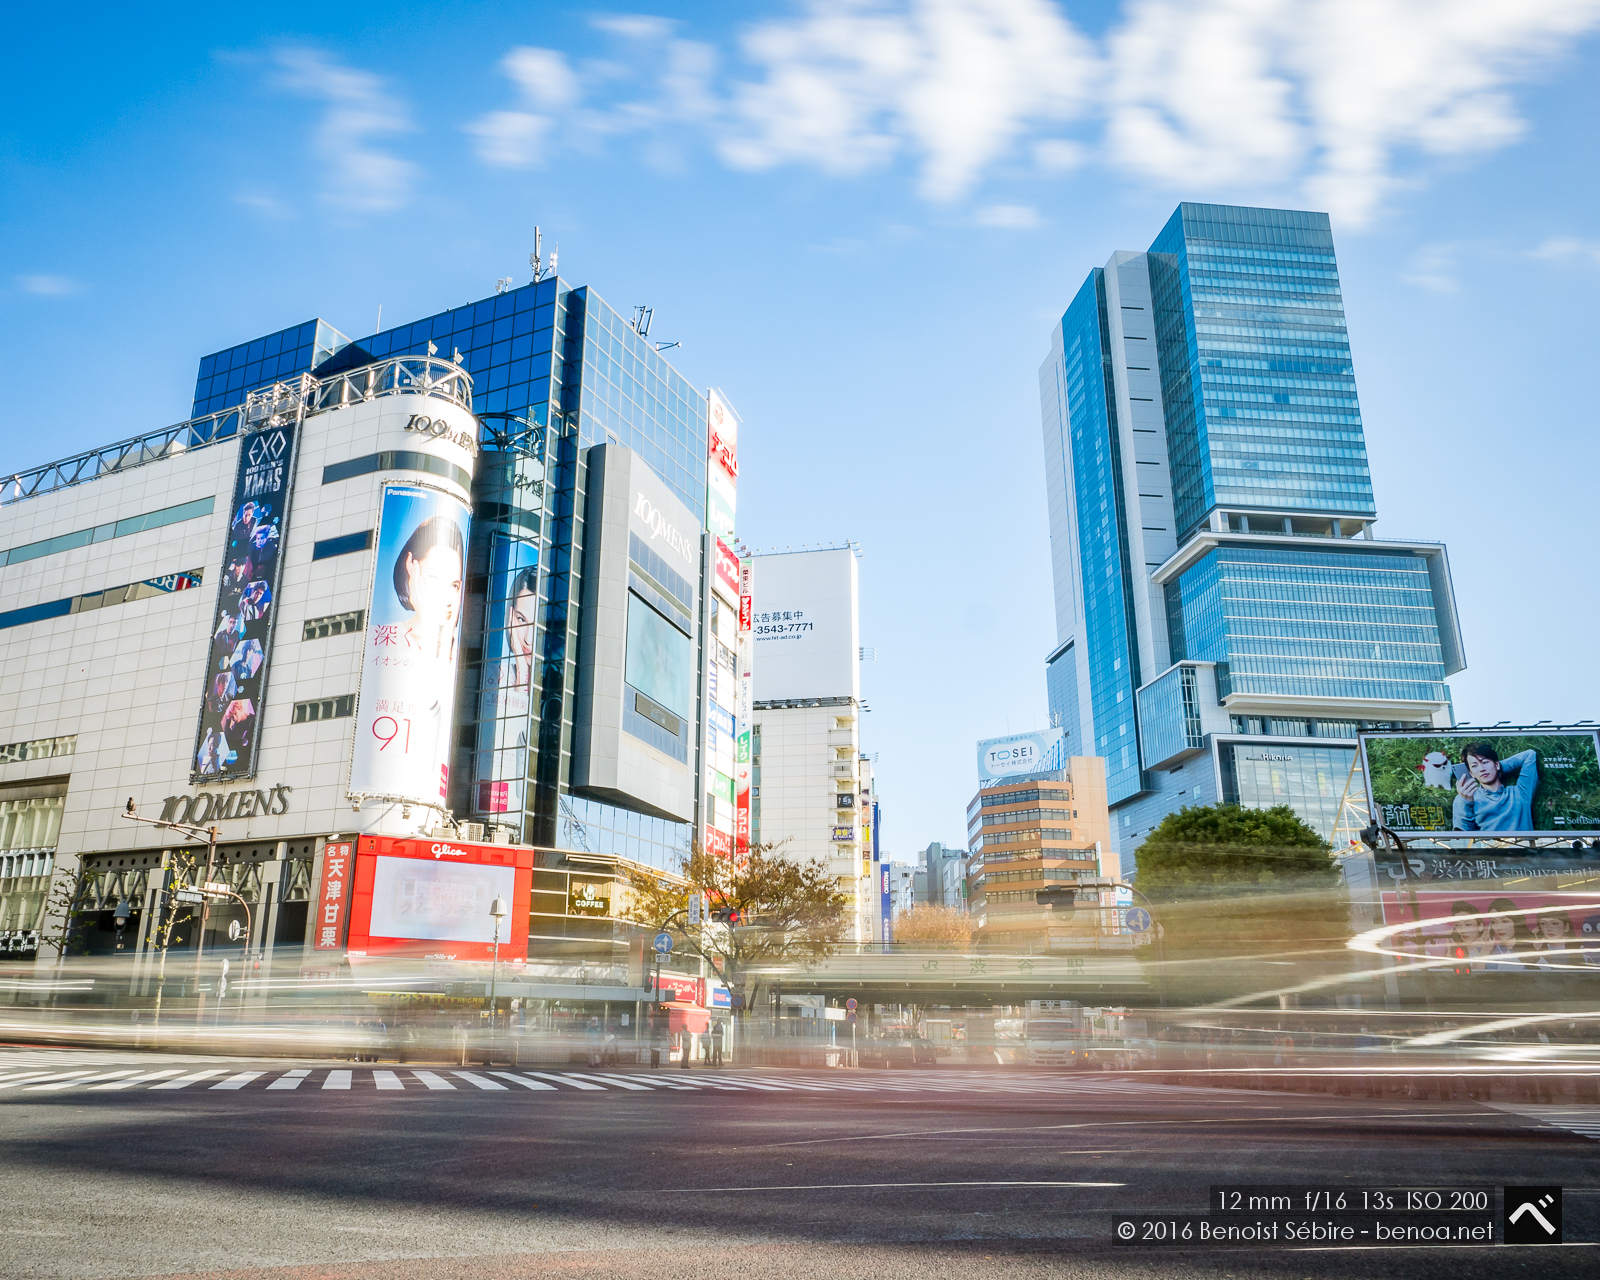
[
  {"left": 14, "top": 1070, "right": 100, "bottom": 1091},
  {"left": 29, "top": 1069, "right": 140, "bottom": 1091},
  {"left": 567, "top": 1073, "right": 651, "bottom": 1090},
  {"left": 266, "top": 1069, "right": 310, "bottom": 1091},
  {"left": 150, "top": 1069, "right": 225, "bottom": 1090},
  {"left": 0, "top": 1071, "right": 80, "bottom": 1091},
  {"left": 617, "top": 1073, "right": 698, "bottom": 1090},
  {"left": 411, "top": 1070, "right": 456, "bottom": 1091},
  {"left": 92, "top": 1069, "right": 183, "bottom": 1091},
  {"left": 373, "top": 1070, "right": 405, "bottom": 1090},
  {"left": 323, "top": 1070, "right": 353, "bottom": 1090},
  {"left": 521, "top": 1071, "right": 604, "bottom": 1091},
  {"left": 490, "top": 1071, "right": 557, "bottom": 1090},
  {"left": 452, "top": 1071, "right": 508, "bottom": 1091},
  {"left": 211, "top": 1071, "right": 264, "bottom": 1091}
]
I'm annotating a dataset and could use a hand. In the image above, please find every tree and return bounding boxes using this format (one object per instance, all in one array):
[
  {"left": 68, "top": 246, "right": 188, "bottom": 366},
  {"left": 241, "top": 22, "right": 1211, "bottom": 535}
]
[
  {"left": 1135, "top": 803, "right": 1336, "bottom": 900},
  {"left": 1130, "top": 804, "right": 1348, "bottom": 1007},
  {"left": 619, "top": 844, "right": 848, "bottom": 1015},
  {"left": 891, "top": 904, "right": 974, "bottom": 950}
]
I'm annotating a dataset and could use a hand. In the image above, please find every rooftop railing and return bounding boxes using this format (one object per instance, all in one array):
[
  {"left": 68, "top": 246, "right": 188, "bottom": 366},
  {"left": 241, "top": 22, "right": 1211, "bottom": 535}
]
[{"left": 2, "top": 355, "right": 473, "bottom": 507}]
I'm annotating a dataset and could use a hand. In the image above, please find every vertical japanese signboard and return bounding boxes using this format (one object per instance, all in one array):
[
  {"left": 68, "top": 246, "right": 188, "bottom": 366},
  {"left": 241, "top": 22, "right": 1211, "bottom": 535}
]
[
  {"left": 349, "top": 484, "right": 472, "bottom": 806},
  {"left": 314, "top": 840, "right": 353, "bottom": 951},
  {"left": 706, "top": 389, "right": 738, "bottom": 540},
  {"left": 734, "top": 558, "right": 754, "bottom": 858},
  {"left": 192, "top": 422, "right": 297, "bottom": 782}
]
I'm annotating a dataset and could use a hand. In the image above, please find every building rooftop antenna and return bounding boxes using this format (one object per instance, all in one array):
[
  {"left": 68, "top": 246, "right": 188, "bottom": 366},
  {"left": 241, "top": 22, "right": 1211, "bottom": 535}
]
[
  {"left": 529, "top": 227, "right": 558, "bottom": 282},
  {"left": 632, "top": 306, "right": 653, "bottom": 337}
]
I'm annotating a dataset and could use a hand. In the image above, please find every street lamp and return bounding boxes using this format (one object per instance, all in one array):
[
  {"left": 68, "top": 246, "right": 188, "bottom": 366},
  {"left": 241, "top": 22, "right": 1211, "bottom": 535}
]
[
  {"left": 121, "top": 798, "right": 220, "bottom": 1034},
  {"left": 487, "top": 895, "right": 508, "bottom": 1062}
]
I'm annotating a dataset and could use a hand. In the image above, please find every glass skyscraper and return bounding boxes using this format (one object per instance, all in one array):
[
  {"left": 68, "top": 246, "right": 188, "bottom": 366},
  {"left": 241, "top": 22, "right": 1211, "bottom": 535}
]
[
  {"left": 194, "top": 275, "right": 723, "bottom": 876},
  {"left": 1040, "top": 203, "right": 1465, "bottom": 866}
]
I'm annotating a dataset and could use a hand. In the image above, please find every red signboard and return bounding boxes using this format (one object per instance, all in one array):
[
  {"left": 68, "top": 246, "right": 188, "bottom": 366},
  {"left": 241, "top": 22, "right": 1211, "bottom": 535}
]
[
  {"left": 714, "top": 538, "right": 740, "bottom": 604},
  {"left": 314, "top": 840, "right": 353, "bottom": 950},
  {"left": 704, "top": 826, "right": 733, "bottom": 859},
  {"left": 656, "top": 973, "right": 703, "bottom": 1005},
  {"left": 738, "top": 593, "right": 752, "bottom": 632},
  {"left": 734, "top": 792, "right": 751, "bottom": 854},
  {"left": 709, "top": 427, "right": 738, "bottom": 482},
  {"left": 345, "top": 835, "right": 534, "bottom": 962},
  {"left": 476, "top": 779, "right": 510, "bottom": 814}
]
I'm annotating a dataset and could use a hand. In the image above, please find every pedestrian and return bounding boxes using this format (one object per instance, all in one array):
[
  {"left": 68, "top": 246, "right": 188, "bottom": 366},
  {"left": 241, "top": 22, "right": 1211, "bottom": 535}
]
[
  {"left": 650, "top": 1019, "right": 666, "bottom": 1069},
  {"left": 681, "top": 1029, "right": 694, "bottom": 1069},
  {"left": 711, "top": 1021, "right": 725, "bottom": 1067}
]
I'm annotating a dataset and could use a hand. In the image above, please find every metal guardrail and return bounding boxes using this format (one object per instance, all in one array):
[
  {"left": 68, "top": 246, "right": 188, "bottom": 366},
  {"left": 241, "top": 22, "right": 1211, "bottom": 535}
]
[{"left": 2, "top": 356, "right": 473, "bottom": 507}]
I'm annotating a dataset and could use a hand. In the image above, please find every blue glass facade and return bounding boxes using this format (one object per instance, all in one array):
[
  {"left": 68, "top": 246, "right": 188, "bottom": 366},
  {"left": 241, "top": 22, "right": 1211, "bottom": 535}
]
[
  {"left": 1041, "top": 203, "right": 1462, "bottom": 852},
  {"left": 1044, "top": 642, "right": 1081, "bottom": 757},
  {"left": 1167, "top": 545, "right": 1448, "bottom": 704},
  {"left": 1148, "top": 204, "right": 1374, "bottom": 540},
  {"left": 195, "top": 279, "right": 712, "bottom": 874},
  {"left": 1058, "top": 270, "right": 1143, "bottom": 804}
]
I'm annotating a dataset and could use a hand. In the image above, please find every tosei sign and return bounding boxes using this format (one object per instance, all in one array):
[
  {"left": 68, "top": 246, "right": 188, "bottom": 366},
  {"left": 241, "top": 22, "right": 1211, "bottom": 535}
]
[{"left": 976, "top": 728, "right": 1066, "bottom": 785}]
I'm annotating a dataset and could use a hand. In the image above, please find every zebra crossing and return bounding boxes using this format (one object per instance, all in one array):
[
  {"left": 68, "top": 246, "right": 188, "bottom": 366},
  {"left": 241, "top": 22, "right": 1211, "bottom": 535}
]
[
  {"left": 1490, "top": 1103, "right": 1600, "bottom": 1143},
  {"left": 0, "top": 1054, "right": 1227, "bottom": 1101}
]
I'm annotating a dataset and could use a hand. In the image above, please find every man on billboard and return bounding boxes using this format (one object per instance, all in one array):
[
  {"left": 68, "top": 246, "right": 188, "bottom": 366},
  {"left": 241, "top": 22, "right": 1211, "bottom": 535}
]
[
  {"left": 1451, "top": 742, "right": 1538, "bottom": 833},
  {"left": 350, "top": 485, "right": 471, "bottom": 806}
]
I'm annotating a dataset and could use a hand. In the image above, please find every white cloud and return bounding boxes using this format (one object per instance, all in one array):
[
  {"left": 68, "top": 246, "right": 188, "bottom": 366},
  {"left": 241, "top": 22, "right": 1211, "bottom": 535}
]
[
  {"left": 466, "top": 1, "right": 1600, "bottom": 226},
  {"left": 975, "top": 201, "right": 1043, "bottom": 228},
  {"left": 234, "top": 191, "right": 293, "bottom": 220},
  {"left": 271, "top": 47, "right": 416, "bottom": 215},
  {"left": 1401, "top": 243, "right": 1461, "bottom": 293},
  {"left": 15, "top": 274, "right": 81, "bottom": 297},
  {"left": 1106, "top": 0, "right": 1600, "bottom": 227},
  {"left": 1530, "top": 235, "right": 1600, "bottom": 267},
  {"left": 721, "top": 0, "right": 1097, "bottom": 200}
]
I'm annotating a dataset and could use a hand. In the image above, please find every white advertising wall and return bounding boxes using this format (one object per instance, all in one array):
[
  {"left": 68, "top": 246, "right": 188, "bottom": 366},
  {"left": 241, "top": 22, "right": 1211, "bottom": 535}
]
[
  {"left": 750, "top": 547, "right": 860, "bottom": 702},
  {"left": 367, "top": 856, "right": 515, "bottom": 943}
]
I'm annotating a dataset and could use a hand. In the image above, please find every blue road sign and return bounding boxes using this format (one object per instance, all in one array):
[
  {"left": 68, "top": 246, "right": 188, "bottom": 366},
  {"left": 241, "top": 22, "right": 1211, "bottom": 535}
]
[
  {"left": 653, "top": 931, "right": 674, "bottom": 954},
  {"left": 1124, "top": 907, "right": 1152, "bottom": 933}
]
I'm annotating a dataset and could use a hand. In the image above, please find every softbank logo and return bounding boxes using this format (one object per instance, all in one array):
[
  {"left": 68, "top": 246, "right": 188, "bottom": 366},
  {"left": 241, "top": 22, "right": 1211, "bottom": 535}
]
[
  {"left": 430, "top": 843, "right": 469, "bottom": 859},
  {"left": 634, "top": 493, "right": 695, "bottom": 564}
]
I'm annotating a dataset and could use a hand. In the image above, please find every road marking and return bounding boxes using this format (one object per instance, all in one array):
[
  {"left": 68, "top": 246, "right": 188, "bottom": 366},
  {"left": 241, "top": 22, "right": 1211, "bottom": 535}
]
[
  {"left": 618, "top": 1074, "right": 698, "bottom": 1090},
  {"left": 323, "top": 1070, "right": 353, "bottom": 1090},
  {"left": 373, "top": 1070, "right": 405, "bottom": 1091},
  {"left": 0, "top": 1071, "right": 80, "bottom": 1091},
  {"left": 521, "top": 1072, "right": 604, "bottom": 1091},
  {"left": 659, "top": 1179, "right": 1126, "bottom": 1193},
  {"left": 14, "top": 1070, "right": 101, "bottom": 1091},
  {"left": 91, "top": 1069, "right": 183, "bottom": 1090},
  {"left": 1492, "top": 1104, "right": 1600, "bottom": 1141},
  {"left": 411, "top": 1070, "right": 455, "bottom": 1091},
  {"left": 267, "top": 1069, "right": 310, "bottom": 1091},
  {"left": 565, "top": 1072, "right": 651, "bottom": 1090},
  {"left": 211, "top": 1071, "right": 264, "bottom": 1091},
  {"left": 151, "top": 1069, "right": 226, "bottom": 1090},
  {"left": 28, "top": 1069, "right": 140, "bottom": 1091},
  {"left": 490, "top": 1071, "right": 557, "bottom": 1090},
  {"left": 452, "top": 1071, "right": 508, "bottom": 1091}
]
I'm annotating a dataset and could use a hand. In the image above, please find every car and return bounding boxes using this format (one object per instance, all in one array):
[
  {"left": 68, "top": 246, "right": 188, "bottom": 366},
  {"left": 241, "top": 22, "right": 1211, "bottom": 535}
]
[{"left": 858, "top": 1031, "right": 939, "bottom": 1068}]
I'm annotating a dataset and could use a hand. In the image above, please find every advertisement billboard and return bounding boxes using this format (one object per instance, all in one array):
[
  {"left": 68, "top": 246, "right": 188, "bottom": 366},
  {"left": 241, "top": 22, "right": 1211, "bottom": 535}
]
[
  {"left": 750, "top": 547, "right": 860, "bottom": 702},
  {"left": 735, "top": 557, "right": 753, "bottom": 857},
  {"left": 1361, "top": 729, "right": 1600, "bottom": 839},
  {"left": 348, "top": 484, "right": 473, "bottom": 806},
  {"left": 473, "top": 533, "right": 539, "bottom": 817},
  {"left": 346, "top": 835, "right": 533, "bottom": 961},
  {"left": 976, "top": 728, "right": 1067, "bottom": 785},
  {"left": 1378, "top": 890, "right": 1600, "bottom": 969},
  {"left": 713, "top": 538, "right": 740, "bottom": 606},
  {"left": 192, "top": 422, "right": 297, "bottom": 782},
  {"left": 313, "top": 840, "right": 353, "bottom": 951},
  {"left": 706, "top": 388, "right": 739, "bottom": 540}
]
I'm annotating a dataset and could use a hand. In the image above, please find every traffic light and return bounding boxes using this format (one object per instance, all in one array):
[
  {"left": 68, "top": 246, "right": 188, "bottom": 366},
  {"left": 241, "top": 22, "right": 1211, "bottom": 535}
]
[
  {"left": 1035, "top": 887, "right": 1077, "bottom": 909},
  {"left": 711, "top": 907, "right": 742, "bottom": 925}
]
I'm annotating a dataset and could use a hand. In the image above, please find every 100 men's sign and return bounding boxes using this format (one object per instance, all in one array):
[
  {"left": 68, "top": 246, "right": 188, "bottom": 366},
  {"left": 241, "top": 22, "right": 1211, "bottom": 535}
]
[{"left": 159, "top": 784, "right": 293, "bottom": 824}]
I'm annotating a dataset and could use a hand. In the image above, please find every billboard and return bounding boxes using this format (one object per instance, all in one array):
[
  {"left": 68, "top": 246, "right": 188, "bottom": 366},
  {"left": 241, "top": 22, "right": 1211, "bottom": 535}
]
[
  {"left": 1362, "top": 729, "right": 1600, "bottom": 839},
  {"left": 349, "top": 484, "right": 472, "bottom": 806},
  {"left": 1378, "top": 890, "right": 1600, "bottom": 969},
  {"left": 750, "top": 547, "right": 859, "bottom": 702},
  {"left": 706, "top": 389, "right": 739, "bottom": 540},
  {"left": 192, "top": 422, "right": 297, "bottom": 782},
  {"left": 346, "top": 835, "right": 533, "bottom": 961},
  {"left": 977, "top": 728, "right": 1066, "bottom": 785},
  {"left": 473, "top": 533, "right": 539, "bottom": 817},
  {"left": 735, "top": 557, "right": 753, "bottom": 857}
]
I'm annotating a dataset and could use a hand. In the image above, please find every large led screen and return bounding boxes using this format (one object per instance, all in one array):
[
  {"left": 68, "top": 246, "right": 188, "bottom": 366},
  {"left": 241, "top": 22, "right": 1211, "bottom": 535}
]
[
  {"left": 625, "top": 592, "right": 692, "bottom": 720},
  {"left": 366, "top": 856, "right": 516, "bottom": 944}
]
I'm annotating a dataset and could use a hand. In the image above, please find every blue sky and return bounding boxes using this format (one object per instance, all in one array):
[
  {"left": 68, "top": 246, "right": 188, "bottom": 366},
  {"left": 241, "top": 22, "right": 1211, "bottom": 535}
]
[{"left": 5, "top": 1, "right": 1600, "bottom": 857}]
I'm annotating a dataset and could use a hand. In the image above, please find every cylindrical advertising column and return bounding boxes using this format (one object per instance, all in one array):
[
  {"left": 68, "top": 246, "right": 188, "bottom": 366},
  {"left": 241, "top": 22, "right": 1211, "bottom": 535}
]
[{"left": 348, "top": 484, "right": 474, "bottom": 807}]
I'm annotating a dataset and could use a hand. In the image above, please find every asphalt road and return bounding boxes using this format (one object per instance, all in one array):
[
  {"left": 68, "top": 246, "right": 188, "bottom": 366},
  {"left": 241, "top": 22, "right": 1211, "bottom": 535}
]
[{"left": 0, "top": 1051, "right": 1595, "bottom": 1279}]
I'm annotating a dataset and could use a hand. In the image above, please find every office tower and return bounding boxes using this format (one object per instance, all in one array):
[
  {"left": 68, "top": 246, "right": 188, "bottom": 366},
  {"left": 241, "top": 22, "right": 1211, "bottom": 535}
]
[{"left": 1040, "top": 204, "right": 1463, "bottom": 866}]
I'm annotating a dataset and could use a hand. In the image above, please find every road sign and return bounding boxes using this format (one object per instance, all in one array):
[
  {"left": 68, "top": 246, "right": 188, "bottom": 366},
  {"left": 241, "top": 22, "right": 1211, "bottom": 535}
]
[
  {"left": 202, "top": 881, "right": 231, "bottom": 896},
  {"left": 653, "top": 931, "right": 673, "bottom": 954},
  {"left": 687, "top": 893, "right": 702, "bottom": 926},
  {"left": 845, "top": 997, "right": 858, "bottom": 1011},
  {"left": 174, "top": 890, "right": 206, "bottom": 905},
  {"left": 1124, "top": 907, "right": 1152, "bottom": 933}
]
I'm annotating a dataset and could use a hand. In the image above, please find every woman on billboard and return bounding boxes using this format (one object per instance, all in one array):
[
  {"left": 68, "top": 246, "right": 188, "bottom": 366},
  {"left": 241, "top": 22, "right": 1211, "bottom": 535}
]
[
  {"left": 349, "top": 485, "right": 471, "bottom": 808},
  {"left": 1452, "top": 742, "right": 1539, "bottom": 833}
]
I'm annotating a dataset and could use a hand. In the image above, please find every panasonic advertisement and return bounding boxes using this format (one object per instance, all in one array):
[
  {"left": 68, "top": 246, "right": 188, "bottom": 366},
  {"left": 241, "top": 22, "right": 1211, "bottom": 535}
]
[{"left": 571, "top": 445, "right": 699, "bottom": 822}]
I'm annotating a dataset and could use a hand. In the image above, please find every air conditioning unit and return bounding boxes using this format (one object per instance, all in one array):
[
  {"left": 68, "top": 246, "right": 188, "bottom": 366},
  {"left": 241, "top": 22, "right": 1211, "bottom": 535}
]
[{"left": 459, "top": 821, "right": 485, "bottom": 842}]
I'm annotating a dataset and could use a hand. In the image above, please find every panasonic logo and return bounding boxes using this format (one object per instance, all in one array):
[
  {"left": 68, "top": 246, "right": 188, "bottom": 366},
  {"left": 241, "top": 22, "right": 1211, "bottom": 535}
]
[{"left": 634, "top": 493, "right": 696, "bottom": 564}]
